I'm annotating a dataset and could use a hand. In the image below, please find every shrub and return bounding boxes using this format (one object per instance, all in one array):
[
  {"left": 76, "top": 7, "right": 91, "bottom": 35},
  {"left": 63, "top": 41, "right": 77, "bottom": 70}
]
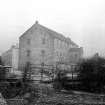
[{"left": 79, "top": 56, "right": 105, "bottom": 93}]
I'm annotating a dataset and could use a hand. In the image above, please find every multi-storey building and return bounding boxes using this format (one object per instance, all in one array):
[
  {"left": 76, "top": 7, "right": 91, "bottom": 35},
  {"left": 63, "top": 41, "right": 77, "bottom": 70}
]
[
  {"left": 19, "top": 21, "right": 81, "bottom": 69},
  {"left": 1, "top": 44, "right": 19, "bottom": 71}
]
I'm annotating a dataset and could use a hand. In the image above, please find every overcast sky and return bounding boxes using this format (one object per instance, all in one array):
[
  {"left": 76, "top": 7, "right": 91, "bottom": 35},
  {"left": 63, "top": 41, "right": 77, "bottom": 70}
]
[{"left": 0, "top": 0, "right": 105, "bottom": 57}]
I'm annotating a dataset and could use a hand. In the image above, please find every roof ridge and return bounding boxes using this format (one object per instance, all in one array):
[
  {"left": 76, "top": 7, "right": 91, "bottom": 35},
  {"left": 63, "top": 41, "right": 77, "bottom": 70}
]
[
  {"left": 38, "top": 23, "right": 73, "bottom": 43},
  {"left": 38, "top": 24, "right": 67, "bottom": 37},
  {"left": 19, "top": 22, "right": 78, "bottom": 47}
]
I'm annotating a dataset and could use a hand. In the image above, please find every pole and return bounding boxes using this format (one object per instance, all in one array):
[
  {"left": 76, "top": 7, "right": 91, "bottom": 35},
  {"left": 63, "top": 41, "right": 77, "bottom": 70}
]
[
  {"left": 52, "top": 66, "right": 54, "bottom": 81},
  {"left": 41, "top": 62, "right": 44, "bottom": 82}
]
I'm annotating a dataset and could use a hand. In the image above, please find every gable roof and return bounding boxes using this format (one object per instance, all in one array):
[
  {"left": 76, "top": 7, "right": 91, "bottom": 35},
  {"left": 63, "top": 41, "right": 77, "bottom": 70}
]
[
  {"left": 19, "top": 23, "right": 37, "bottom": 39},
  {"left": 20, "top": 21, "right": 78, "bottom": 46}
]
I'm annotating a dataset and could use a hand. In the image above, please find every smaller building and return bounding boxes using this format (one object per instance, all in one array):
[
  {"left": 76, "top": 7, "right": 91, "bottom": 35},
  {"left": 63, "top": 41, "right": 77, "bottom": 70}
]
[
  {"left": 67, "top": 47, "right": 83, "bottom": 64},
  {"left": 1, "top": 44, "right": 19, "bottom": 71}
]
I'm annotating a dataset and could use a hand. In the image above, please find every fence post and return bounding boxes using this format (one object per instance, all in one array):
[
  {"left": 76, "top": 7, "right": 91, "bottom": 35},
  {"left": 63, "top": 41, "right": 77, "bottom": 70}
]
[
  {"left": 52, "top": 66, "right": 54, "bottom": 81},
  {"left": 23, "top": 62, "right": 31, "bottom": 81},
  {"left": 27, "top": 62, "right": 31, "bottom": 80},
  {"left": 41, "top": 62, "right": 44, "bottom": 82}
]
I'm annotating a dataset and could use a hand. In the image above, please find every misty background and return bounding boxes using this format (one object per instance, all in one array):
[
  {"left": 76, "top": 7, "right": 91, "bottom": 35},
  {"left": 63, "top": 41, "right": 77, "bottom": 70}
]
[{"left": 0, "top": 0, "right": 105, "bottom": 57}]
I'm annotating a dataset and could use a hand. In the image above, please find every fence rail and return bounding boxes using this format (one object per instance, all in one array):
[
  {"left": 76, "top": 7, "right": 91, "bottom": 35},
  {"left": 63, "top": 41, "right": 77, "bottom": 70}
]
[{"left": 6, "top": 98, "right": 26, "bottom": 105}]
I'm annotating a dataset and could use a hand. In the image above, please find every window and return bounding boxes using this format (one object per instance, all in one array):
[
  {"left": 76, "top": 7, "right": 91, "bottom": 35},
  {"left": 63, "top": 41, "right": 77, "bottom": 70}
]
[
  {"left": 27, "top": 50, "right": 31, "bottom": 57},
  {"left": 42, "top": 38, "right": 45, "bottom": 44},
  {"left": 41, "top": 50, "right": 45, "bottom": 62},
  {"left": 27, "top": 39, "right": 31, "bottom": 45},
  {"left": 56, "top": 51, "right": 58, "bottom": 56},
  {"left": 41, "top": 50, "right": 45, "bottom": 56},
  {"left": 60, "top": 53, "right": 62, "bottom": 57},
  {"left": 74, "top": 53, "right": 78, "bottom": 58}
]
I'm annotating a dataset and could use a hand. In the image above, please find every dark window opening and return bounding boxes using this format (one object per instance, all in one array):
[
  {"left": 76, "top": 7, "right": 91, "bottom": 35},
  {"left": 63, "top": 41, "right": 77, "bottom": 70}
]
[
  {"left": 42, "top": 37, "right": 45, "bottom": 44},
  {"left": 41, "top": 50, "right": 45, "bottom": 56},
  {"left": 27, "top": 39, "right": 31, "bottom": 45},
  {"left": 27, "top": 50, "right": 31, "bottom": 57}
]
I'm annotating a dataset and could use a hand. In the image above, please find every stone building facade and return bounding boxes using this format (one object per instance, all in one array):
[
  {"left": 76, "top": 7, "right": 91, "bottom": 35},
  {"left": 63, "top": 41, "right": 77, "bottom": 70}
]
[
  {"left": 19, "top": 21, "right": 81, "bottom": 69},
  {"left": 1, "top": 45, "right": 19, "bottom": 71}
]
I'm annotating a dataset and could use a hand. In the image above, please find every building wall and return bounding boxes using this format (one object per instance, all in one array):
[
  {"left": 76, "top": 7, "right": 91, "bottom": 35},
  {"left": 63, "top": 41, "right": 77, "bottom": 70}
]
[
  {"left": 2, "top": 49, "right": 12, "bottom": 66},
  {"left": 19, "top": 23, "right": 54, "bottom": 69},
  {"left": 1, "top": 45, "right": 19, "bottom": 70},
  {"left": 19, "top": 21, "right": 81, "bottom": 70},
  {"left": 12, "top": 45, "right": 19, "bottom": 70}
]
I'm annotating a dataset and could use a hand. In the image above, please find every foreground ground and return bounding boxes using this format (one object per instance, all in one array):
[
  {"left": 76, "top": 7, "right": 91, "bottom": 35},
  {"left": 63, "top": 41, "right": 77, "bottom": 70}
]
[{"left": 5, "top": 83, "right": 105, "bottom": 105}]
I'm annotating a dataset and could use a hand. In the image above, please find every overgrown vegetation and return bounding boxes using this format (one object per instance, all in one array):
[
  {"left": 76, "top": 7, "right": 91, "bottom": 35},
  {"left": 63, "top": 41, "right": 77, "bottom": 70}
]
[
  {"left": 53, "top": 55, "right": 105, "bottom": 93},
  {"left": 0, "top": 56, "right": 6, "bottom": 80},
  {"left": 0, "top": 56, "right": 3, "bottom": 65},
  {"left": 0, "top": 61, "right": 38, "bottom": 101},
  {"left": 79, "top": 56, "right": 105, "bottom": 93}
]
